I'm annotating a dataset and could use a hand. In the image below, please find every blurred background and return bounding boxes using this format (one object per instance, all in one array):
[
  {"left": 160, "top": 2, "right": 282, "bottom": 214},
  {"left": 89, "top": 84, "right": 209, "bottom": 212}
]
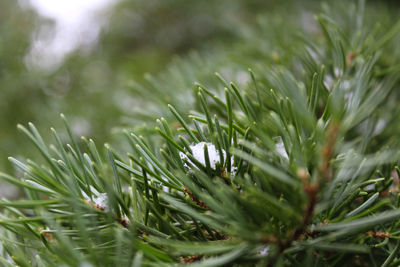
[
  {"left": 0, "top": 0, "right": 398, "bottom": 197},
  {"left": 0, "top": 0, "right": 286, "bottom": 173}
]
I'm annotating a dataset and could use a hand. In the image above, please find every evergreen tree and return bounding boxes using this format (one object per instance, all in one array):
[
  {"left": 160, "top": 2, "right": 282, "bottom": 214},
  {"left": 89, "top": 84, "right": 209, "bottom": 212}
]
[{"left": 1, "top": 0, "right": 400, "bottom": 266}]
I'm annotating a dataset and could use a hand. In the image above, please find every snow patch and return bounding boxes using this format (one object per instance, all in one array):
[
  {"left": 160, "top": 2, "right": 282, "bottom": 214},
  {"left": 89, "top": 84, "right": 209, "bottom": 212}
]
[
  {"left": 258, "top": 246, "right": 270, "bottom": 256},
  {"left": 179, "top": 142, "right": 237, "bottom": 176},
  {"left": 275, "top": 139, "right": 289, "bottom": 160},
  {"left": 82, "top": 187, "right": 109, "bottom": 211}
]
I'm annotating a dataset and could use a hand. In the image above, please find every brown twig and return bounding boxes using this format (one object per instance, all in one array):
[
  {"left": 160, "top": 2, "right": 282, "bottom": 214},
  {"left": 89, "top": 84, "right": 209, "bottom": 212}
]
[
  {"left": 365, "top": 231, "right": 390, "bottom": 239},
  {"left": 278, "top": 123, "right": 340, "bottom": 258},
  {"left": 183, "top": 187, "right": 208, "bottom": 208}
]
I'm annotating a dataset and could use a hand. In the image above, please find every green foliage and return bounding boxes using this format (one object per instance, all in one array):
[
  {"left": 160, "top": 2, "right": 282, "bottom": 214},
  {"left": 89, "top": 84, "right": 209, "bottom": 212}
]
[
  {"left": 0, "top": 0, "right": 272, "bottom": 171},
  {"left": 1, "top": 0, "right": 400, "bottom": 266},
  {"left": 0, "top": 1, "right": 48, "bottom": 171}
]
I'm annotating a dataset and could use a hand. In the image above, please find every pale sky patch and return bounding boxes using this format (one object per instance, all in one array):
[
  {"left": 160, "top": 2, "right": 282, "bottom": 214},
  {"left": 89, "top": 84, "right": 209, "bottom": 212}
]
[{"left": 23, "top": 0, "right": 118, "bottom": 71}]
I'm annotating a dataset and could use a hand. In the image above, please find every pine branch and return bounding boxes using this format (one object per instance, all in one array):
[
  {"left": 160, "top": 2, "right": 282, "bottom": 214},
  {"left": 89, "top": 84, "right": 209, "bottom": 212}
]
[{"left": 0, "top": 1, "right": 400, "bottom": 266}]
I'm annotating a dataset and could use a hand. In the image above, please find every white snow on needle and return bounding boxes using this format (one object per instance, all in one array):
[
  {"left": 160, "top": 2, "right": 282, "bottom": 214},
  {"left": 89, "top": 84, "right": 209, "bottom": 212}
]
[
  {"left": 81, "top": 186, "right": 109, "bottom": 211},
  {"left": 179, "top": 142, "right": 237, "bottom": 176}
]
